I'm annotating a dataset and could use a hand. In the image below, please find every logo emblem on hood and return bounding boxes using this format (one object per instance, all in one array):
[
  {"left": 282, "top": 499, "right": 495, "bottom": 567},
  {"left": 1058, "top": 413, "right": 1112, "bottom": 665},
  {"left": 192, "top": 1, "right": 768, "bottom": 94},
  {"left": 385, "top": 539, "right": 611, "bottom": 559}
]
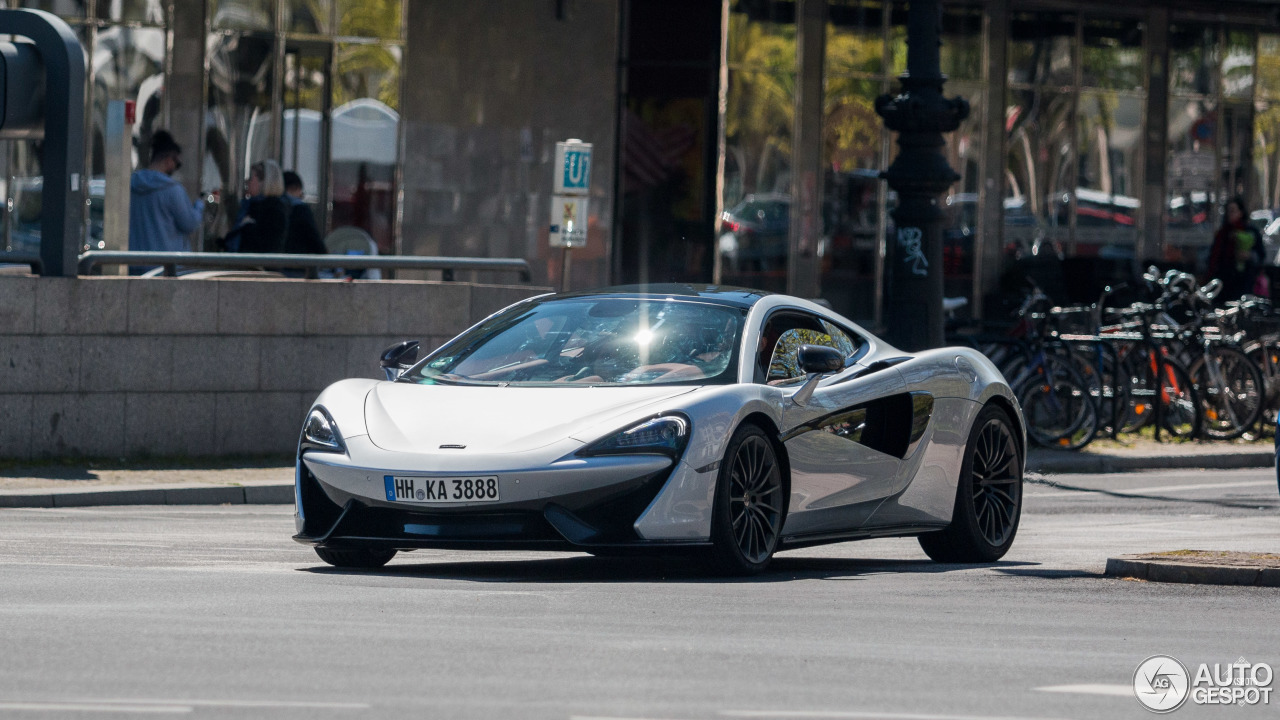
[{"left": 439, "top": 444, "right": 467, "bottom": 449}]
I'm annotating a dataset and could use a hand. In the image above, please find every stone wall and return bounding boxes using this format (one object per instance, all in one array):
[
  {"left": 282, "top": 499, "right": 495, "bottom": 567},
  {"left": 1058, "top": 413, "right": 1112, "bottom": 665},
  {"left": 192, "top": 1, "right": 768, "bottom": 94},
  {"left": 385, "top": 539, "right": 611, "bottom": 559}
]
[
  {"left": 0, "top": 276, "right": 549, "bottom": 460},
  {"left": 400, "top": 0, "right": 619, "bottom": 290}
]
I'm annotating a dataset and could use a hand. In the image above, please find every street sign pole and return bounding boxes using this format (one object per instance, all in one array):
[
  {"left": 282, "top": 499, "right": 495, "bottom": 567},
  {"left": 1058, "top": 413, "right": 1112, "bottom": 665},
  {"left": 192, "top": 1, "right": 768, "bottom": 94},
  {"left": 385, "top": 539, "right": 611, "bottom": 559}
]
[
  {"left": 562, "top": 245, "right": 572, "bottom": 292},
  {"left": 550, "top": 139, "right": 591, "bottom": 293}
]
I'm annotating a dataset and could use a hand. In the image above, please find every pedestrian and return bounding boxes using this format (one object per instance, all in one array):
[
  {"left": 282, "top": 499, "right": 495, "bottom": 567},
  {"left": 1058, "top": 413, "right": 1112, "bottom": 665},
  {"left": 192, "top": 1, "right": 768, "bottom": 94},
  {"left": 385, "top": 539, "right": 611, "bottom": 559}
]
[
  {"left": 279, "top": 171, "right": 327, "bottom": 277},
  {"left": 282, "top": 171, "right": 326, "bottom": 256},
  {"left": 224, "top": 159, "right": 289, "bottom": 254},
  {"left": 128, "top": 130, "right": 203, "bottom": 273},
  {"left": 1207, "top": 196, "right": 1266, "bottom": 301}
]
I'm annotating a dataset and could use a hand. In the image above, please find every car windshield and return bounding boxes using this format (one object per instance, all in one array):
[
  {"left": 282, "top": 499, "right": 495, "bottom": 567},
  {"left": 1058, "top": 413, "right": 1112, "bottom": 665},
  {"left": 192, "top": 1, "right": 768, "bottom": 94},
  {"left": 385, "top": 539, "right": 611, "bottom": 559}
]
[{"left": 402, "top": 297, "right": 745, "bottom": 386}]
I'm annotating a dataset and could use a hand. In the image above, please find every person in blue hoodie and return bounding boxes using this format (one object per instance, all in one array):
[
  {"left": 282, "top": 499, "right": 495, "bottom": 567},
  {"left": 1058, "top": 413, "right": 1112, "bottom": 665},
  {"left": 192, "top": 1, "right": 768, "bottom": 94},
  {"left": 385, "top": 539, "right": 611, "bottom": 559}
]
[{"left": 128, "top": 130, "right": 203, "bottom": 273}]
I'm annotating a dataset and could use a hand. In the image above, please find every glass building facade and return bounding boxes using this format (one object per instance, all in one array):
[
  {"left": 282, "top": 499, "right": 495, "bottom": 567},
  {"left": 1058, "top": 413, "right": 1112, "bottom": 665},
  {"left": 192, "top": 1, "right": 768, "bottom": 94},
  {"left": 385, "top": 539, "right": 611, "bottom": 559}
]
[
  {"left": 4, "top": 0, "right": 1280, "bottom": 323},
  {"left": 0, "top": 0, "right": 406, "bottom": 259},
  {"left": 204, "top": 0, "right": 405, "bottom": 253},
  {"left": 690, "top": 0, "right": 1280, "bottom": 326}
]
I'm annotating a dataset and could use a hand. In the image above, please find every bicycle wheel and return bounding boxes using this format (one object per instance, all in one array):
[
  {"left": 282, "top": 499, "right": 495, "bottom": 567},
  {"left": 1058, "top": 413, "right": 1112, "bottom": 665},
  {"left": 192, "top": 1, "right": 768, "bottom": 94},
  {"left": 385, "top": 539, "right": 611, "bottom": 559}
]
[
  {"left": 1244, "top": 338, "right": 1280, "bottom": 433},
  {"left": 1017, "top": 355, "right": 1099, "bottom": 450},
  {"left": 1188, "top": 346, "right": 1265, "bottom": 440},
  {"left": 1117, "top": 349, "right": 1201, "bottom": 440}
]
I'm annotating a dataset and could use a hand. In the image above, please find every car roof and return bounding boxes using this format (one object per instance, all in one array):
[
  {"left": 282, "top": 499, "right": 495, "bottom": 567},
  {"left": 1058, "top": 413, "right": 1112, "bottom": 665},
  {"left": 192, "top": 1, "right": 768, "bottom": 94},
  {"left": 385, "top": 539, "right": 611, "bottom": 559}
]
[{"left": 548, "top": 284, "right": 774, "bottom": 309}]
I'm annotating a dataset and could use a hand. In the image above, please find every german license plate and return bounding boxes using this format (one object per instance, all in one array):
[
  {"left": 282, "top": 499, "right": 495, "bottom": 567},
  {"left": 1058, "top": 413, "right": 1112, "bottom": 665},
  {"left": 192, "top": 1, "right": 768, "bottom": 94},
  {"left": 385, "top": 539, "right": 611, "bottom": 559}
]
[{"left": 383, "top": 476, "right": 500, "bottom": 503}]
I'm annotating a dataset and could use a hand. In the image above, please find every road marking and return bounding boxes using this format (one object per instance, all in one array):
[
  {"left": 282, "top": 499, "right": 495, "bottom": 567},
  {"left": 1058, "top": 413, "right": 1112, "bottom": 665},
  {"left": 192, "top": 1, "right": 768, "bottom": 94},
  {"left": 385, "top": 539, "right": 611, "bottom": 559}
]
[
  {"left": 1028, "top": 479, "right": 1274, "bottom": 499},
  {"left": 0, "top": 702, "right": 191, "bottom": 713},
  {"left": 571, "top": 716, "right": 691, "bottom": 720},
  {"left": 109, "top": 699, "right": 370, "bottom": 709},
  {"left": 1036, "top": 684, "right": 1131, "bottom": 697},
  {"left": 0, "top": 698, "right": 369, "bottom": 712},
  {"left": 721, "top": 711, "right": 1073, "bottom": 720}
]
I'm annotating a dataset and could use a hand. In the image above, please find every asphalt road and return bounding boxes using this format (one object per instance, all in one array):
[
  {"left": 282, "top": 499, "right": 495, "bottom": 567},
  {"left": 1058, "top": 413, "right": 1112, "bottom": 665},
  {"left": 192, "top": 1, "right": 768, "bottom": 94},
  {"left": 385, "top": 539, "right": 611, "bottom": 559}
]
[{"left": 0, "top": 468, "right": 1276, "bottom": 720}]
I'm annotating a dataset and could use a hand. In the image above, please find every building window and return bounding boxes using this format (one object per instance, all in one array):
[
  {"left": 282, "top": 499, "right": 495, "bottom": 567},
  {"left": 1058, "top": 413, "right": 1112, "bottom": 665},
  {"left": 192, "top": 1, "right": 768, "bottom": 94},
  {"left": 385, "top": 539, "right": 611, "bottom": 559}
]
[
  {"left": 719, "top": 0, "right": 796, "bottom": 294},
  {"left": 202, "top": 0, "right": 404, "bottom": 253},
  {"left": 1004, "top": 11, "right": 1146, "bottom": 301},
  {"left": 818, "top": 0, "right": 885, "bottom": 320},
  {"left": 1166, "top": 24, "right": 1258, "bottom": 271}
]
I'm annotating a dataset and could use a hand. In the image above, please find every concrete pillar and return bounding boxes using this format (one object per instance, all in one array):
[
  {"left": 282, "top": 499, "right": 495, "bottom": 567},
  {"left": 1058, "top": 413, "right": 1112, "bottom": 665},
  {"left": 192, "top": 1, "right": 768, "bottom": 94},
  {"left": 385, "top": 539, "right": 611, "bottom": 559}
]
[
  {"left": 787, "top": 0, "right": 825, "bottom": 300},
  {"left": 975, "top": 0, "right": 1009, "bottom": 319},
  {"left": 168, "top": 0, "right": 207, "bottom": 250},
  {"left": 1140, "top": 6, "right": 1170, "bottom": 267}
]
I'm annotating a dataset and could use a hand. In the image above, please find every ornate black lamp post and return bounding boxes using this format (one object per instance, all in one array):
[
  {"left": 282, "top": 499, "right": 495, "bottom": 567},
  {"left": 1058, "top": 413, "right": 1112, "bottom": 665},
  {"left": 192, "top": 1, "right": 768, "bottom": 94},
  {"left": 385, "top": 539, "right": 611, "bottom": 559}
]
[{"left": 875, "top": 0, "right": 968, "bottom": 350}]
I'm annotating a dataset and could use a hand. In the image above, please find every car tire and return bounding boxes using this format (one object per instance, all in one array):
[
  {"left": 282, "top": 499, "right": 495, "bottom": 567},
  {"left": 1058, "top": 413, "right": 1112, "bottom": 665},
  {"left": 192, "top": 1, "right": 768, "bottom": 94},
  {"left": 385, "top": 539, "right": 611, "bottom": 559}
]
[
  {"left": 704, "top": 423, "right": 788, "bottom": 576},
  {"left": 918, "top": 404, "right": 1022, "bottom": 563},
  {"left": 314, "top": 547, "right": 397, "bottom": 569}
]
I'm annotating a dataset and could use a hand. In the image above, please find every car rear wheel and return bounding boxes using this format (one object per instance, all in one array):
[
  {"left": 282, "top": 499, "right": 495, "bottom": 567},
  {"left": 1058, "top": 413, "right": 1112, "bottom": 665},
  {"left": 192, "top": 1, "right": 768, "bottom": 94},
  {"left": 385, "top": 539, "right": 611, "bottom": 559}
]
[
  {"left": 918, "top": 404, "right": 1022, "bottom": 563},
  {"left": 314, "top": 547, "right": 397, "bottom": 569},
  {"left": 705, "top": 424, "right": 787, "bottom": 576}
]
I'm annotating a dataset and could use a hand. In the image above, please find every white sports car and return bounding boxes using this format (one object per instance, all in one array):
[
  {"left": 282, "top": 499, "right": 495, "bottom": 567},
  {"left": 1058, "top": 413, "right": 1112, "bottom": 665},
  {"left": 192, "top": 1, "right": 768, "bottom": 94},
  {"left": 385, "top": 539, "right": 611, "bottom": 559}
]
[{"left": 294, "top": 285, "right": 1025, "bottom": 575}]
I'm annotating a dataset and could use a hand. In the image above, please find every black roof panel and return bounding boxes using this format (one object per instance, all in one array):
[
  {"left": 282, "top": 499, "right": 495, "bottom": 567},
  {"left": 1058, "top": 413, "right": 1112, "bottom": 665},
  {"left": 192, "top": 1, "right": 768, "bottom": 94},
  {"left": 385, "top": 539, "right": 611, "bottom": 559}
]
[{"left": 549, "top": 284, "right": 774, "bottom": 309}]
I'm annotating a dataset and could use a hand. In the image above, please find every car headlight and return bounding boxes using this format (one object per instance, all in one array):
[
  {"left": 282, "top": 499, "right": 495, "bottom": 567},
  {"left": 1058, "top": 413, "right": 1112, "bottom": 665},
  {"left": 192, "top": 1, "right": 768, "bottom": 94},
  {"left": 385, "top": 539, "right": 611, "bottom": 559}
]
[
  {"left": 578, "top": 415, "right": 690, "bottom": 459},
  {"left": 300, "top": 407, "right": 346, "bottom": 454}
]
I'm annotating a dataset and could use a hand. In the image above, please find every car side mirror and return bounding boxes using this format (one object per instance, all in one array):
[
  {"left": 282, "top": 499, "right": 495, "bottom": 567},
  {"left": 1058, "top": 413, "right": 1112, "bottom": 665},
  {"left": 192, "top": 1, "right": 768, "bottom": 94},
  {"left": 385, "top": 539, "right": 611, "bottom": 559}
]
[
  {"left": 792, "top": 345, "right": 845, "bottom": 407},
  {"left": 798, "top": 345, "right": 844, "bottom": 374},
  {"left": 380, "top": 340, "right": 419, "bottom": 381}
]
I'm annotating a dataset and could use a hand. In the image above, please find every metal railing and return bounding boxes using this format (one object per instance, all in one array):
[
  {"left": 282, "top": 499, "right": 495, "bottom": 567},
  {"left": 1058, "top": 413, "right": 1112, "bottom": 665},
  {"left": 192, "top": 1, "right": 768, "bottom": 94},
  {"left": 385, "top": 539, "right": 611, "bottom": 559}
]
[
  {"left": 0, "top": 252, "right": 43, "bottom": 274},
  {"left": 75, "top": 251, "right": 532, "bottom": 282}
]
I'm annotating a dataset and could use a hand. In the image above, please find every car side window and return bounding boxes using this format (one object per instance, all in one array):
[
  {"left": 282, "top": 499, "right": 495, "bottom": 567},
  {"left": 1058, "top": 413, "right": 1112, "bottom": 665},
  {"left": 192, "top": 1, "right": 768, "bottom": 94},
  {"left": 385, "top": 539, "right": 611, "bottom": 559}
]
[{"left": 755, "top": 312, "right": 862, "bottom": 385}]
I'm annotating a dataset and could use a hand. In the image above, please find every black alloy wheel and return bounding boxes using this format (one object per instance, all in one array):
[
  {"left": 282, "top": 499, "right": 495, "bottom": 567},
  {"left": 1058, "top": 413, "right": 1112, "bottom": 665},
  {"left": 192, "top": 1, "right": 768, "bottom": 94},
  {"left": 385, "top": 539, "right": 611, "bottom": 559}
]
[
  {"left": 315, "top": 546, "right": 397, "bottom": 569},
  {"left": 919, "top": 404, "right": 1022, "bottom": 563},
  {"left": 707, "top": 424, "right": 787, "bottom": 575}
]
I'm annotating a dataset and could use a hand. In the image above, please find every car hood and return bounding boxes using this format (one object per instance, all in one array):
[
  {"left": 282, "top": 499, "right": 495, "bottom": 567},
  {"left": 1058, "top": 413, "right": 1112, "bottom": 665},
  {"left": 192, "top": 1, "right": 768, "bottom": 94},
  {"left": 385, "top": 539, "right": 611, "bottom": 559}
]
[{"left": 364, "top": 383, "right": 699, "bottom": 454}]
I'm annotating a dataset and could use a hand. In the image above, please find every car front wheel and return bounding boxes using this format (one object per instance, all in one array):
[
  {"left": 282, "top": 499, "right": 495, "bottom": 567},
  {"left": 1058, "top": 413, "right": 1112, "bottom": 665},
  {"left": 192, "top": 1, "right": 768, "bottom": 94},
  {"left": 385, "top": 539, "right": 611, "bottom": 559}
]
[
  {"left": 706, "top": 424, "right": 787, "bottom": 575},
  {"left": 918, "top": 404, "right": 1023, "bottom": 563}
]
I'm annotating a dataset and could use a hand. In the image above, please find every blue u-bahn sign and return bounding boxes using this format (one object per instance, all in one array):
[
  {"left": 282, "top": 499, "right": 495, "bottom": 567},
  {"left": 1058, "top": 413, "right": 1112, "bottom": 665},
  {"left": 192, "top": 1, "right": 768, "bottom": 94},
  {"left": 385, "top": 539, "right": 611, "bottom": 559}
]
[{"left": 554, "top": 140, "right": 592, "bottom": 195}]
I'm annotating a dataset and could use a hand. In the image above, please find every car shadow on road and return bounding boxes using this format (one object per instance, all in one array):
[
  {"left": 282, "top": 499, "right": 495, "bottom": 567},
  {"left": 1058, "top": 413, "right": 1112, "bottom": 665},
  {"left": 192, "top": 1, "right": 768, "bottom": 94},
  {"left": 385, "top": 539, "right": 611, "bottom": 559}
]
[{"left": 301, "top": 554, "right": 1041, "bottom": 584}]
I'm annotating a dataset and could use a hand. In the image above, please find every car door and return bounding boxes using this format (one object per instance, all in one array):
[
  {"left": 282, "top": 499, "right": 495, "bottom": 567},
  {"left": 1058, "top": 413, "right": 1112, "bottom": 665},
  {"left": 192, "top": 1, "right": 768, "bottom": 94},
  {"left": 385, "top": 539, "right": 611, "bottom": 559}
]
[{"left": 758, "top": 310, "right": 917, "bottom": 538}]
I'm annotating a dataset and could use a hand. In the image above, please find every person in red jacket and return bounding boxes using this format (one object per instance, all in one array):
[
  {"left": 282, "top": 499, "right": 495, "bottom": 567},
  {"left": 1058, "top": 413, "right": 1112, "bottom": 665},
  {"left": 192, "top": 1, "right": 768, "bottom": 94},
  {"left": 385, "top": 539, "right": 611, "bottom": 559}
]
[{"left": 1207, "top": 196, "right": 1266, "bottom": 302}]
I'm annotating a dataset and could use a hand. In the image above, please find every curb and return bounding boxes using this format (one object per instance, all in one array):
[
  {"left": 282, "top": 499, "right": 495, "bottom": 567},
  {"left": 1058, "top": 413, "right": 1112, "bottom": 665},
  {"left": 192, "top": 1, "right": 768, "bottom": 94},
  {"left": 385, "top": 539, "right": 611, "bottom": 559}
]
[
  {"left": 0, "top": 483, "right": 294, "bottom": 509},
  {"left": 1105, "top": 556, "right": 1280, "bottom": 588},
  {"left": 1028, "top": 450, "right": 1274, "bottom": 474}
]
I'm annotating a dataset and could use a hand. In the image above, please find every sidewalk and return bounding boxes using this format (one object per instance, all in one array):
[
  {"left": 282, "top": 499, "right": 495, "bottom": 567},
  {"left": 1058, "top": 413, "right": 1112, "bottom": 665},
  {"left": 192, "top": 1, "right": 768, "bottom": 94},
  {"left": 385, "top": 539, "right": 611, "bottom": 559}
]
[
  {"left": 1027, "top": 436, "right": 1274, "bottom": 474},
  {"left": 0, "top": 463, "right": 294, "bottom": 508}
]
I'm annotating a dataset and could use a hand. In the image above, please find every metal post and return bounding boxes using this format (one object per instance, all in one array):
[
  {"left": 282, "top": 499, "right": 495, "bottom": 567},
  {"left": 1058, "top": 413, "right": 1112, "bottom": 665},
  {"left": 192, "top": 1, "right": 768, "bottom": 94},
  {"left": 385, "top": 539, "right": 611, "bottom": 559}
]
[
  {"left": 102, "top": 100, "right": 134, "bottom": 273},
  {"left": 562, "top": 247, "right": 572, "bottom": 292},
  {"left": 0, "top": 9, "right": 86, "bottom": 278},
  {"left": 874, "top": 0, "right": 967, "bottom": 350}
]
